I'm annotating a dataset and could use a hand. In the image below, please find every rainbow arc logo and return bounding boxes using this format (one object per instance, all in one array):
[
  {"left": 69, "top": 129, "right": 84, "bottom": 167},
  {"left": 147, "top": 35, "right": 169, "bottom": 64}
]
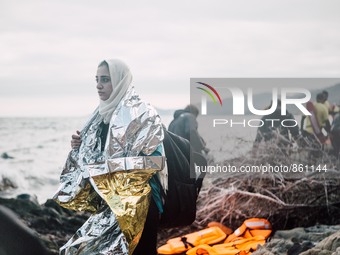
[{"left": 196, "top": 82, "right": 223, "bottom": 106}]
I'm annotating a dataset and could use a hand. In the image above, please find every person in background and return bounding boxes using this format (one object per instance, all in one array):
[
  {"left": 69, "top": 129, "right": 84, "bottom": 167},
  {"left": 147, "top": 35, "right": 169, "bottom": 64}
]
[
  {"left": 254, "top": 99, "right": 300, "bottom": 147},
  {"left": 322, "top": 90, "right": 332, "bottom": 113},
  {"left": 168, "top": 105, "right": 209, "bottom": 154},
  {"left": 54, "top": 59, "right": 166, "bottom": 255},
  {"left": 303, "top": 93, "right": 331, "bottom": 142},
  {"left": 330, "top": 111, "right": 340, "bottom": 158}
]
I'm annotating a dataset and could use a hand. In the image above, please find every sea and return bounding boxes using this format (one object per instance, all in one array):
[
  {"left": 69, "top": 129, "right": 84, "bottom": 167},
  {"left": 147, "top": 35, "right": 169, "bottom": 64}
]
[{"left": 0, "top": 114, "right": 261, "bottom": 203}]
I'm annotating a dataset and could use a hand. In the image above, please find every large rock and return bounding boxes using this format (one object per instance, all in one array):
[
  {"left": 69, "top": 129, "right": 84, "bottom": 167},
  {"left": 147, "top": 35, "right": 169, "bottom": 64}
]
[
  {"left": 0, "top": 205, "right": 49, "bottom": 255},
  {"left": 0, "top": 195, "right": 89, "bottom": 254},
  {"left": 0, "top": 176, "right": 17, "bottom": 191}
]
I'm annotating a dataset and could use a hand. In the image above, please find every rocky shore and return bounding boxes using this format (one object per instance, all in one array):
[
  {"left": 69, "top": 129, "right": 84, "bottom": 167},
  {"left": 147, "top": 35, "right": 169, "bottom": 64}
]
[
  {"left": 254, "top": 225, "right": 340, "bottom": 254},
  {"left": 1, "top": 142, "right": 340, "bottom": 254},
  {"left": 1, "top": 194, "right": 340, "bottom": 255}
]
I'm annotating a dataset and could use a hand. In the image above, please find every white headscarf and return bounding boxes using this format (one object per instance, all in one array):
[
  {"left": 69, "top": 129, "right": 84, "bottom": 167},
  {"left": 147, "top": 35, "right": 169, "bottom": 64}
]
[{"left": 98, "top": 59, "right": 133, "bottom": 124}]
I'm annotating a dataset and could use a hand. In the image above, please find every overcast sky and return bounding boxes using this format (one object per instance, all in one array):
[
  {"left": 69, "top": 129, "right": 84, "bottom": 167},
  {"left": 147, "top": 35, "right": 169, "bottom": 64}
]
[{"left": 1, "top": 0, "right": 340, "bottom": 117}]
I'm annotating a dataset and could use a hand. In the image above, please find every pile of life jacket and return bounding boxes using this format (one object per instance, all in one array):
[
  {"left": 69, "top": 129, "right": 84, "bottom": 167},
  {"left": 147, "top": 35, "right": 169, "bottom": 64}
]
[{"left": 158, "top": 218, "right": 272, "bottom": 255}]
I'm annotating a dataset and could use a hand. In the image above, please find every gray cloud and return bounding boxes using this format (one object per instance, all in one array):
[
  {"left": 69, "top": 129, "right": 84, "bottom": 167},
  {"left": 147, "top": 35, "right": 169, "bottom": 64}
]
[{"left": 1, "top": 0, "right": 340, "bottom": 116}]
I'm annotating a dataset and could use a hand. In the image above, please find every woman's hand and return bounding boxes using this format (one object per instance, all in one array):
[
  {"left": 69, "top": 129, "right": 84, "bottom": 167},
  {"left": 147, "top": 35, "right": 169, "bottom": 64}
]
[{"left": 71, "top": 130, "right": 82, "bottom": 149}]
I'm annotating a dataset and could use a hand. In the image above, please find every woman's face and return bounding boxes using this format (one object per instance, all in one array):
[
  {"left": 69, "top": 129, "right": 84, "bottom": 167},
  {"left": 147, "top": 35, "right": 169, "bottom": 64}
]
[{"left": 96, "top": 65, "right": 113, "bottom": 101}]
